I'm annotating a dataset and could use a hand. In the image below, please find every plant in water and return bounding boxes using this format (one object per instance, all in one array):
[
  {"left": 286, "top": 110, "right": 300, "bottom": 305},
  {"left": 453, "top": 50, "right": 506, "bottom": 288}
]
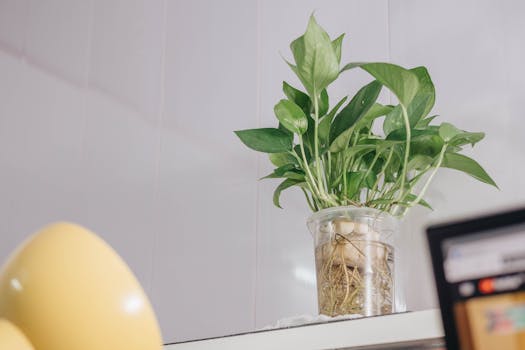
[{"left": 235, "top": 15, "right": 497, "bottom": 316}]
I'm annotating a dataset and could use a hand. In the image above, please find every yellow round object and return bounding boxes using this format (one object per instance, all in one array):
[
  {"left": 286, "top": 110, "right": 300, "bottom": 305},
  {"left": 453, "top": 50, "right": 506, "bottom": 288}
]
[
  {"left": 0, "top": 319, "right": 34, "bottom": 350},
  {"left": 0, "top": 222, "right": 162, "bottom": 350}
]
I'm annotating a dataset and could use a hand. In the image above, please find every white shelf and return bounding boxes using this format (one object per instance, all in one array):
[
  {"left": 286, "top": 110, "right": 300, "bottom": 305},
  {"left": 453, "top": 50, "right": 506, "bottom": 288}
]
[{"left": 164, "top": 309, "right": 445, "bottom": 350}]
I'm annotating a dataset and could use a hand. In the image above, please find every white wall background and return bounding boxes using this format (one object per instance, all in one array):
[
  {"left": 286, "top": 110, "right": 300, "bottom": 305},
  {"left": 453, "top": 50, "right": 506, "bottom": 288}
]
[{"left": 0, "top": 0, "right": 523, "bottom": 343}]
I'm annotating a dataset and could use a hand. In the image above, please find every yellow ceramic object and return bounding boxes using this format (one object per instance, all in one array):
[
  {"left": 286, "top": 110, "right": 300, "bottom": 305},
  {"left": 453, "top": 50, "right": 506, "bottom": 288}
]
[
  {"left": 0, "top": 319, "right": 34, "bottom": 350},
  {"left": 0, "top": 222, "right": 162, "bottom": 350}
]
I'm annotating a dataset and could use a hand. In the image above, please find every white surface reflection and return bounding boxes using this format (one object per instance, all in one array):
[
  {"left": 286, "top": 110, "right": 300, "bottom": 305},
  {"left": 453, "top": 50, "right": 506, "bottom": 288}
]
[
  {"left": 10, "top": 278, "right": 22, "bottom": 292},
  {"left": 123, "top": 293, "right": 144, "bottom": 314},
  {"left": 293, "top": 267, "right": 316, "bottom": 286}
]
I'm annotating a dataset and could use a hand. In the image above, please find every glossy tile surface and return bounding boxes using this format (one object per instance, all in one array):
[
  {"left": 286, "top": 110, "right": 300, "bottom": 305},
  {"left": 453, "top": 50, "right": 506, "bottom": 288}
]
[
  {"left": 0, "top": 0, "right": 27, "bottom": 54},
  {"left": 0, "top": 50, "right": 85, "bottom": 262},
  {"left": 89, "top": 0, "right": 165, "bottom": 119},
  {"left": 76, "top": 90, "right": 160, "bottom": 293},
  {"left": 151, "top": 0, "right": 258, "bottom": 341},
  {"left": 25, "top": 0, "right": 92, "bottom": 84}
]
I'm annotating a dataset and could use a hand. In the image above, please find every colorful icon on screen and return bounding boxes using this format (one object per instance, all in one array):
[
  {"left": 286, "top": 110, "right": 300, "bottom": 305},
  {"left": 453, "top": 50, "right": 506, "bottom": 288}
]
[{"left": 479, "top": 278, "right": 495, "bottom": 294}]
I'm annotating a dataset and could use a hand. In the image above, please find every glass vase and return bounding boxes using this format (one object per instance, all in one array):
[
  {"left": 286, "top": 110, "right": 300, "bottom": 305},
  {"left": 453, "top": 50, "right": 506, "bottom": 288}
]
[{"left": 307, "top": 206, "right": 403, "bottom": 317}]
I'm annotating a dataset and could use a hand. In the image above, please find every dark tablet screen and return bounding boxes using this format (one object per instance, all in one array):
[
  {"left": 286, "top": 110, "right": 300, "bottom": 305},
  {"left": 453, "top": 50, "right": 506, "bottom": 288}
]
[{"left": 427, "top": 208, "right": 525, "bottom": 350}]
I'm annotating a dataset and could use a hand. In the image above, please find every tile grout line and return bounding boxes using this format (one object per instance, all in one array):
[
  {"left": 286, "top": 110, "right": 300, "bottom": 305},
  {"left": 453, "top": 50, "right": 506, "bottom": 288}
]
[
  {"left": 150, "top": 0, "right": 169, "bottom": 303},
  {"left": 253, "top": 0, "right": 262, "bottom": 331},
  {"left": 20, "top": 0, "right": 29, "bottom": 59},
  {"left": 387, "top": 0, "right": 393, "bottom": 106},
  {"left": 387, "top": 0, "right": 392, "bottom": 63},
  {"left": 79, "top": 0, "right": 96, "bottom": 163}
]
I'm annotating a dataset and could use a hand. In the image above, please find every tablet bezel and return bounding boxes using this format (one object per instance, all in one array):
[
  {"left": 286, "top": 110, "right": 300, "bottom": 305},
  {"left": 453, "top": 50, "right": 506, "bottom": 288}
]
[{"left": 426, "top": 207, "right": 525, "bottom": 350}]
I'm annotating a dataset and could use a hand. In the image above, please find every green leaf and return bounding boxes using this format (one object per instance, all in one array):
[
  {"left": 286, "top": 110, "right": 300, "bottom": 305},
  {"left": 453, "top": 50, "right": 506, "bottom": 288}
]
[
  {"left": 345, "top": 172, "right": 364, "bottom": 199},
  {"left": 442, "top": 153, "right": 498, "bottom": 187},
  {"left": 383, "top": 105, "right": 403, "bottom": 136},
  {"left": 383, "top": 71, "right": 433, "bottom": 136},
  {"left": 235, "top": 128, "right": 293, "bottom": 153},
  {"left": 282, "top": 81, "right": 311, "bottom": 115},
  {"left": 439, "top": 123, "right": 485, "bottom": 147},
  {"left": 404, "top": 194, "right": 433, "bottom": 210},
  {"left": 282, "top": 170, "right": 306, "bottom": 181},
  {"left": 332, "top": 34, "right": 344, "bottom": 64},
  {"left": 278, "top": 122, "right": 293, "bottom": 136},
  {"left": 345, "top": 171, "right": 376, "bottom": 199},
  {"left": 273, "top": 179, "right": 303, "bottom": 208},
  {"left": 319, "top": 96, "right": 348, "bottom": 144},
  {"left": 410, "top": 66, "right": 435, "bottom": 119},
  {"left": 340, "top": 61, "right": 367, "bottom": 74},
  {"left": 407, "top": 154, "right": 433, "bottom": 171},
  {"left": 269, "top": 152, "right": 298, "bottom": 167},
  {"left": 359, "top": 63, "right": 420, "bottom": 107},
  {"left": 294, "top": 144, "right": 311, "bottom": 163},
  {"left": 447, "top": 145, "right": 463, "bottom": 153},
  {"left": 318, "top": 89, "right": 329, "bottom": 116},
  {"left": 384, "top": 147, "right": 403, "bottom": 182},
  {"left": 416, "top": 115, "right": 438, "bottom": 128},
  {"left": 289, "top": 15, "right": 340, "bottom": 97},
  {"left": 408, "top": 93, "right": 433, "bottom": 124},
  {"left": 274, "top": 99, "right": 308, "bottom": 134},
  {"left": 261, "top": 164, "right": 296, "bottom": 179},
  {"left": 356, "top": 103, "right": 394, "bottom": 130},
  {"left": 329, "top": 80, "right": 382, "bottom": 142},
  {"left": 450, "top": 131, "right": 485, "bottom": 147},
  {"left": 342, "top": 144, "right": 378, "bottom": 159},
  {"left": 285, "top": 61, "right": 312, "bottom": 97},
  {"left": 386, "top": 127, "right": 438, "bottom": 141},
  {"left": 329, "top": 127, "right": 353, "bottom": 153},
  {"left": 439, "top": 122, "right": 462, "bottom": 142},
  {"left": 383, "top": 96, "right": 431, "bottom": 135},
  {"left": 262, "top": 167, "right": 305, "bottom": 181},
  {"left": 303, "top": 115, "right": 316, "bottom": 152},
  {"left": 411, "top": 135, "right": 445, "bottom": 158},
  {"left": 385, "top": 127, "right": 443, "bottom": 157}
]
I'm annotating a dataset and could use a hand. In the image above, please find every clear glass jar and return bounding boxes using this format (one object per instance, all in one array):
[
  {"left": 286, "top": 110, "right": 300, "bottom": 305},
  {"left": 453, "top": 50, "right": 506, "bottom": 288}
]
[{"left": 307, "top": 206, "right": 403, "bottom": 317}]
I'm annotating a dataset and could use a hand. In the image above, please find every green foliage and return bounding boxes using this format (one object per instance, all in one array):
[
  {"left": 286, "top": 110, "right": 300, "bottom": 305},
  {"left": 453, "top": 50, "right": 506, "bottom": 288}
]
[
  {"left": 288, "top": 15, "right": 340, "bottom": 97},
  {"left": 235, "top": 15, "right": 497, "bottom": 216},
  {"left": 274, "top": 99, "right": 308, "bottom": 135},
  {"left": 234, "top": 128, "right": 292, "bottom": 153},
  {"left": 329, "top": 80, "right": 382, "bottom": 144}
]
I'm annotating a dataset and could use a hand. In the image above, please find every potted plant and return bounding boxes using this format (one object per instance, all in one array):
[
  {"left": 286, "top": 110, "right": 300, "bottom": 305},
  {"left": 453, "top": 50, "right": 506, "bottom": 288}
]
[{"left": 235, "top": 15, "right": 497, "bottom": 318}]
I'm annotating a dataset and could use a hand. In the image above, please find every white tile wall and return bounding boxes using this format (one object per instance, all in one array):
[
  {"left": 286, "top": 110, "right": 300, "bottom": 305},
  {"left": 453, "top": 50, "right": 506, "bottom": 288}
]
[
  {"left": 0, "top": 0, "right": 27, "bottom": 54},
  {"left": 89, "top": 0, "right": 166, "bottom": 120},
  {"left": 0, "top": 0, "right": 524, "bottom": 344},
  {"left": 25, "top": 0, "right": 92, "bottom": 84},
  {"left": 73, "top": 89, "right": 160, "bottom": 293},
  {"left": 0, "top": 50, "right": 85, "bottom": 262},
  {"left": 152, "top": 0, "right": 258, "bottom": 341}
]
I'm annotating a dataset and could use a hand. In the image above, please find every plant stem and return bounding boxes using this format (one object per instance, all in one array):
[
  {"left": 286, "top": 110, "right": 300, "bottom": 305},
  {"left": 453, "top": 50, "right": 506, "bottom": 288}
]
[
  {"left": 298, "top": 135, "right": 321, "bottom": 198},
  {"left": 288, "top": 151, "right": 317, "bottom": 206},
  {"left": 301, "top": 187, "right": 317, "bottom": 211},
  {"left": 342, "top": 171, "right": 348, "bottom": 204},
  {"left": 409, "top": 144, "right": 447, "bottom": 208},
  {"left": 358, "top": 151, "right": 380, "bottom": 196},
  {"left": 397, "top": 104, "right": 411, "bottom": 201},
  {"left": 348, "top": 129, "right": 360, "bottom": 170},
  {"left": 368, "top": 147, "right": 394, "bottom": 202},
  {"left": 327, "top": 151, "right": 332, "bottom": 184},
  {"left": 313, "top": 90, "right": 324, "bottom": 194}
]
